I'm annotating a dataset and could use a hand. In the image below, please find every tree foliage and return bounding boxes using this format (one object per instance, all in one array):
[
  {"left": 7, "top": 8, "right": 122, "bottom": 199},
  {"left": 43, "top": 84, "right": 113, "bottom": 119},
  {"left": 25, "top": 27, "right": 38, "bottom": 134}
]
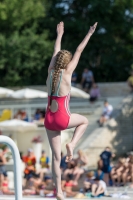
[
  {"left": 45, "top": 0, "right": 133, "bottom": 82},
  {"left": 0, "top": 0, "right": 133, "bottom": 86},
  {"left": 0, "top": 0, "right": 52, "bottom": 86}
]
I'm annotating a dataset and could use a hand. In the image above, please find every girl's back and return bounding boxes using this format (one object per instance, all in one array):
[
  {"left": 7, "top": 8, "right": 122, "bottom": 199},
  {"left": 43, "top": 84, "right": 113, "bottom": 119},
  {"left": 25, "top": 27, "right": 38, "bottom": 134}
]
[{"left": 46, "top": 69, "right": 71, "bottom": 97}]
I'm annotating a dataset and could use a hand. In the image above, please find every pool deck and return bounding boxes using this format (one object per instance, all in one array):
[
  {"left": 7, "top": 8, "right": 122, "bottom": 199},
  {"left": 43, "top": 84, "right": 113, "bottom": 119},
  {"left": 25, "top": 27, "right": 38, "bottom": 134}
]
[
  {"left": 0, "top": 188, "right": 133, "bottom": 200},
  {"left": 0, "top": 194, "right": 133, "bottom": 200}
]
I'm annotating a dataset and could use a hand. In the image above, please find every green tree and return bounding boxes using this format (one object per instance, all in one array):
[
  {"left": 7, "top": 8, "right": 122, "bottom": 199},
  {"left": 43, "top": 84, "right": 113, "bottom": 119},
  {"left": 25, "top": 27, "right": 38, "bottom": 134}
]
[
  {"left": 0, "top": 0, "right": 52, "bottom": 86},
  {"left": 1, "top": 0, "right": 133, "bottom": 86},
  {"left": 42, "top": 0, "right": 133, "bottom": 82}
]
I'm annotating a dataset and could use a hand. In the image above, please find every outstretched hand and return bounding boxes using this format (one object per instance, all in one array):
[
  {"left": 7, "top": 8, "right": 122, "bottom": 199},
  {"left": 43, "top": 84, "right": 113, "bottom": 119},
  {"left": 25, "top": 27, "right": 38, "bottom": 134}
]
[
  {"left": 57, "top": 21, "right": 64, "bottom": 36},
  {"left": 88, "top": 22, "right": 98, "bottom": 35}
]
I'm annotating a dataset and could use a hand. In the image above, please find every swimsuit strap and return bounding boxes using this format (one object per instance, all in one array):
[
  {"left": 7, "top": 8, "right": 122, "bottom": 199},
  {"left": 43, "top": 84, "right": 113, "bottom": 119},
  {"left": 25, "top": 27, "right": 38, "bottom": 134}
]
[
  {"left": 56, "top": 70, "right": 63, "bottom": 96},
  {"left": 50, "top": 69, "right": 64, "bottom": 96},
  {"left": 50, "top": 70, "right": 53, "bottom": 94}
]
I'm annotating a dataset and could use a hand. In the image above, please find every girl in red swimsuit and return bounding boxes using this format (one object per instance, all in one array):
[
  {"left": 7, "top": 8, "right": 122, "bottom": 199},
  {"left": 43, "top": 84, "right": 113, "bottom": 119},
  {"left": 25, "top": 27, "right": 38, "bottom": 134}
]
[{"left": 44, "top": 21, "right": 97, "bottom": 200}]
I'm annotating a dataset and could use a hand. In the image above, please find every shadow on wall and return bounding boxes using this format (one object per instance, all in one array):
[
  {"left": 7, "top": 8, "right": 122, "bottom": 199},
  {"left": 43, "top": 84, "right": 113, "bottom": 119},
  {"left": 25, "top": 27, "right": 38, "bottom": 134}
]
[{"left": 107, "top": 96, "right": 133, "bottom": 157}]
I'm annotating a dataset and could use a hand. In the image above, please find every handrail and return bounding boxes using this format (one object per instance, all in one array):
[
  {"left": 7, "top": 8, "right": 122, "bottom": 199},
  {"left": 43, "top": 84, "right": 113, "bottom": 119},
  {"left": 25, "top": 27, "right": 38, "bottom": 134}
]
[{"left": 0, "top": 136, "right": 22, "bottom": 200}]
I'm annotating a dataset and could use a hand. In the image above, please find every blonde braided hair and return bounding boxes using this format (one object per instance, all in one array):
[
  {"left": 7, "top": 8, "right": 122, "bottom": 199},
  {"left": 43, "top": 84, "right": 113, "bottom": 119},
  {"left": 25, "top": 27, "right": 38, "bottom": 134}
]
[{"left": 50, "top": 50, "right": 72, "bottom": 106}]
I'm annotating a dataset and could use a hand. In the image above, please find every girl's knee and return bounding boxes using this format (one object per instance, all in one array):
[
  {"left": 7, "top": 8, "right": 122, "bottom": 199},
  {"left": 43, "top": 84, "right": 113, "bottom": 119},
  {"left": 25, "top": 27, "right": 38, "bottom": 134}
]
[{"left": 84, "top": 117, "right": 89, "bottom": 125}]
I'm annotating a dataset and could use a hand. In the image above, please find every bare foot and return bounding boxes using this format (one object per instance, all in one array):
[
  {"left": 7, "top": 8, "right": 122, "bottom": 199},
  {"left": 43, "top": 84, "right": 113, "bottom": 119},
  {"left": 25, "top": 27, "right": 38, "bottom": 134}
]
[
  {"left": 56, "top": 193, "right": 64, "bottom": 200},
  {"left": 65, "top": 143, "right": 74, "bottom": 162}
]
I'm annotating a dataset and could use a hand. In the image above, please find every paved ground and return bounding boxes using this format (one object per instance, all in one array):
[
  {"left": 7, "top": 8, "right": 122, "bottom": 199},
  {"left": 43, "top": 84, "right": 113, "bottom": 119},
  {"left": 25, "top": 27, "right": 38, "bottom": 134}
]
[
  {"left": 0, "top": 188, "right": 133, "bottom": 200},
  {"left": 0, "top": 197, "right": 132, "bottom": 200},
  {"left": 0, "top": 193, "right": 133, "bottom": 199}
]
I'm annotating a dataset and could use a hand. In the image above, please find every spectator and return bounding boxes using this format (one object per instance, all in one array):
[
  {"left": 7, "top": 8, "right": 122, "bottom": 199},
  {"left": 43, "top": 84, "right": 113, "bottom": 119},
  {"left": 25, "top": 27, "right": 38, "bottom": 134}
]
[
  {"left": 84, "top": 171, "right": 107, "bottom": 197},
  {"left": 89, "top": 83, "right": 100, "bottom": 103},
  {"left": 84, "top": 171, "right": 95, "bottom": 192},
  {"left": 91, "top": 178, "right": 107, "bottom": 197},
  {"left": 2, "top": 176, "right": 15, "bottom": 195},
  {"left": 39, "top": 150, "right": 50, "bottom": 181},
  {"left": 128, "top": 155, "right": 133, "bottom": 183},
  {"left": 64, "top": 160, "right": 84, "bottom": 185},
  {"left": 22, "top": 149, "right": 36, "bottom": 181},
  {"left": 98, "top": 100, "right": 113, "bottom": 126},
  {"left": 0, "top": 149, "right": 6, "bottom": 190},
  {"left": 127, "top": 70, "right": 133, "bottom": 93},
  {"left": 39, "top": 112, "right": 46, "bottom": 124},
  {"left": 62, "top": 174, "right": 77, "bottom": 197},
  {"left": 81, "top": 68, "right": 94, "bottom": 93},
  {"left": 23, "top": 174, "right": 42, "bottom": 196},
  {"left": 110, "top": 157, "right": 126, "bottom": 186},
  {"left": 60, "top": 152, "right": 67, "bottom": 172},
  {"left": 75, "top": 150, "right": 88, "bottom": 170},
  {"left": 40, "top": 150, "right": 49, "bottom": 169},
  {"left": 34, "top": 109, "right": 41, "bottom": 120},
  {"left": 71, "top": 71, "right": 77, "bottom": 87},
  {"left": 14, "top": 109, "right": 28, "bottom": 121},
  {"left": 39, "top": 176, "right": 54, "bottom": 197},
  {"left": 95, "top": 169, "right": 105, "bottom": 181},
  {"left": 99, "top": 147, "right": 115, "bottom": 185},
  {"left": 33, "top": 109, "right": 46, "bottom": 126}
]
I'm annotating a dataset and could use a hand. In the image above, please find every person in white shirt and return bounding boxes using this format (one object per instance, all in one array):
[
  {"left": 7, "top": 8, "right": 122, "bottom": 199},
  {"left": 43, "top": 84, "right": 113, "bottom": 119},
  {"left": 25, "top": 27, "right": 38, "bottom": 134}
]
[
  {"left": 98, "top": 100, "right": 113, "bottom": 126},
  {"left": 91, "top": 178, "right": 107, "bottom": 197}
]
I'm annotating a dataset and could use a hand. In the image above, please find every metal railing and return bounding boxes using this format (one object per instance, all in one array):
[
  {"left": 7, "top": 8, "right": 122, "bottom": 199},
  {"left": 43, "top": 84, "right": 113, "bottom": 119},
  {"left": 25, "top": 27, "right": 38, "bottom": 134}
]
[{"left": 0, "top": 136, "right": 22, "bottom": 200}]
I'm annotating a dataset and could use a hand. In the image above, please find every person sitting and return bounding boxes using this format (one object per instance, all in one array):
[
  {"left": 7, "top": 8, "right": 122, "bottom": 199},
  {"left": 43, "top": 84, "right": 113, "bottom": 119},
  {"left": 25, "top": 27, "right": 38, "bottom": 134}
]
[
  {"left": 60, "top": 152, "right": 67, "bottom": 172},
  {"left": 14, "top": 109, "right": 28, "bottom": 121},
  {"left": 74, "top": 150, "right": 88, "bottom": 170},
  {"left": 62, "top": 174, "right": 77, "bottom": 197},
  {"left": 0, "top": 149, "right": 6, "bottom": 190},
  {"left": 127, "top": 70, "right": 133, "bottom": 93},
  {"left": 84, "top": 171, "right": 107, "bottom": 197},
  {"left": 33, "top": 110, "right": 46, "bottom": 126},
  {"left": 91, "top": 178, "right": 107, "bottom": 197},
  {"left": 23, "top": 174, "right": 42, "bottom": 196},
  {"left": 2, "top": 176, "right": 15, "bottom": 195},
  {"left": 98, "top": 100, "right": 113, "bottom": 126},
  {"left": 83, "top": 171, "right": 95, "bottom": 193},
  {"left": 34, "top": 109, "right": 41, "bottom": 120},
  {"left": 111, "top": 157, "right": 127, "bottom": 186},
  {"left": 39, "top": 176, "right": 54, "bottom": 197},
  {"left": 39, "top": 150, "right": 50, "bottom": 181},
  {"left": 89, "top": 83, "right": 100, "bottom": 103},
  {"left": 64, "top": 160, "right": 84, "bottom": 186},
  {"left": 22, "top": 149, "right": 36, "bottom": 182}
]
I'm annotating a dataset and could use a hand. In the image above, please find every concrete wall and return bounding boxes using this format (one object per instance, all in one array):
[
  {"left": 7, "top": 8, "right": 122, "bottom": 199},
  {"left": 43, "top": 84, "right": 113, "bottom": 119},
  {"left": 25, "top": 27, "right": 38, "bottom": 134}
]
[{"left": 84, "top": 95, "right": 133, "bottom": 168}]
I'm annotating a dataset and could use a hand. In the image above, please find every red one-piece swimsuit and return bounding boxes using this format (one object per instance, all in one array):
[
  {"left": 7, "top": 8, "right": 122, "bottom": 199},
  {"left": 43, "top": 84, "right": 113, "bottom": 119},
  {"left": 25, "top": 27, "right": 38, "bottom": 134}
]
[{"left": 44, "top": 70, "right": 71, "bottom": 131}]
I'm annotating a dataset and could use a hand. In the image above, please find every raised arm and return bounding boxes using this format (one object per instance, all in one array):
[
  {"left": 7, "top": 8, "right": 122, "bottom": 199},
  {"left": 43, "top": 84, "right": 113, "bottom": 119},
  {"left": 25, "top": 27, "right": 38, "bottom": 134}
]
[
  {"left": 66, "top": 22, "right": 98, "bottom": 73},
  {"left": 48, "top": 22, "right": 64, "bottom": 73}
]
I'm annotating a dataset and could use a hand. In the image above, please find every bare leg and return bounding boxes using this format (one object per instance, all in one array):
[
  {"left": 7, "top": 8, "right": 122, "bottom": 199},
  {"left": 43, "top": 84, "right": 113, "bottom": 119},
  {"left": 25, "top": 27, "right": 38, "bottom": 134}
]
[
  {"left": 110, "top": 168, "right": 116, "bottom": 186},
  {"left": 95, "top": 185, "right": 104, "bottom": 196},
  {"left": 46, "top": 129, "right": 64, "bottom": 200},
  {"left": 116, "top": 172, "right": 122, "bottom": 186},
  {"left": 122, "top": 173, "right": 127, "bottom": 185},
  {"left": 66, "top": 113, "right": 89, "bottom": 162},
  {"left": 0, "top": 174, "right": 4, "bottom": 190},
  {"left": 99, "top": 116, "right": 107, "bottom": 124},
  {"left": 73, "top": 167, "right": 84, "bottom": 183},
  {"left": 91, "top": 184, "right": 97, "bottom": 196},
  {"left": 103, "top": 173, "right": 109, "bottom": 186},
  {"left": 131, "top": 173, "right": 133, "bottom": 183},
  {"left": 111, "top": 174, "right": 117, "bottom": 186}
]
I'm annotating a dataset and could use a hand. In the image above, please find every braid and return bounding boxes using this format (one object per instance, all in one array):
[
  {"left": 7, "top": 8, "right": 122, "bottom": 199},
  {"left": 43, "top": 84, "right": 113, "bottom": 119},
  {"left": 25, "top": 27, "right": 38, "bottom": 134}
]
[{"left": 50, "top": 50, "right": 72, "bottom": 106}]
